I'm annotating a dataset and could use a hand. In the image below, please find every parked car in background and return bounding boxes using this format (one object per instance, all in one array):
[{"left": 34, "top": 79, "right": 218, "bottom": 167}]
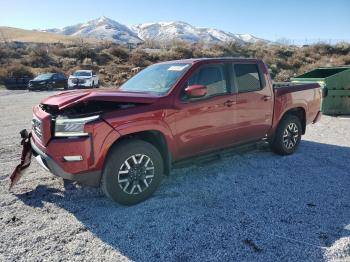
[
  {"left": 14, "top": 58, "right": 321, "bottom": 205},
  {"left": 68, "top": 70, "right": 99, "bottom": 89},
  {"left": 28, "top": 73, "right": 67, "bottom": 91}
]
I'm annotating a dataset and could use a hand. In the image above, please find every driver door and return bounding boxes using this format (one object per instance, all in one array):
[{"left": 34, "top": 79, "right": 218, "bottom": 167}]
[{"left": 174, "top": 63, "right": 238, "bottom": 159}]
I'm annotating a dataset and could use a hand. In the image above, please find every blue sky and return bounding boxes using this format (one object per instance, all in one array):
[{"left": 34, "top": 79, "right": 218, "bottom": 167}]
[{"left": 0, "top": 0, "right": 349, "bottom": 44}]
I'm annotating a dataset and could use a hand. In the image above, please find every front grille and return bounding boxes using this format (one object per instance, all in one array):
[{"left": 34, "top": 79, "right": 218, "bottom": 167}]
[
  {"left": 32, "top": 116, "right": 43, "bottom": 139},
  {"left": 72, "top": 78, "right": 86, "bottom": 84}
]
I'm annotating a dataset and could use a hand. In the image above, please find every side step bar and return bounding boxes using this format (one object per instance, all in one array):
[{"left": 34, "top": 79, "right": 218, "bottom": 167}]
[{"left": 172, "top": 140, "right": 269, "bottom": 169}]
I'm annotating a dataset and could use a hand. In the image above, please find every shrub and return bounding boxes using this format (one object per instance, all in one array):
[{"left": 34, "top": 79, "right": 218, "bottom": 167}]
[
  {"left": 23, "top": 48, "right": 55, "bottom": 68},
  {"left": 129, "top": 50, "right": 151, "bottom": 67},
  {"left": 170, "top": 45, "right": 193, "bottom": 59},
  {"left": 109, "top": 47, "right": 129, "bottom": 60},
  {"left": 95, "top": 52, "right": 112, "bottom": 65},
  {"left": 0, "top": 64, "right": 33, "bottom": 84}
]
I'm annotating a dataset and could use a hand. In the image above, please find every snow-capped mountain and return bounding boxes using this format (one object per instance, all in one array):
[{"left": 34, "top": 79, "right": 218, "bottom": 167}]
[
  {"left": 131, "top": 21, "right": 265, "bottom": 44},
  {"left": 45, "top": 16, "right": 142, "bottom": 44},
  {"left": 45, "top": 17, "right": 266, "bottom": 44}
]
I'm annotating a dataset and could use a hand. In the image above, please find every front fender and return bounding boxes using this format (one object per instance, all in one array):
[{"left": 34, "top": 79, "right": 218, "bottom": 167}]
[{"left": 115, "top": 119, "right": 177, "bottom": 158}]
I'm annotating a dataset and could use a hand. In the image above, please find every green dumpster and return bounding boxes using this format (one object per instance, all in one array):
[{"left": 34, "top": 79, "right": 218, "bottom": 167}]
[{"left": 291, "top": 66, "right": 350, "bottom": 115}]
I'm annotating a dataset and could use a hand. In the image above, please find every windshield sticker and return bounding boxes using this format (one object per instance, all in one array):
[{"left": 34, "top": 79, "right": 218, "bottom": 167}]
[{"left": 168, "top": 65, "right": 189, "bottom": 71}]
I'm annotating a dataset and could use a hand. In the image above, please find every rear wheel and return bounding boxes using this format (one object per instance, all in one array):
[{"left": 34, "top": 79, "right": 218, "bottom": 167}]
[
  {"left": 270, "top": 115, "right": 302, "bottom": 155},
  {"left": 101, "top": 139, "right": 164, "bottom": 205}
]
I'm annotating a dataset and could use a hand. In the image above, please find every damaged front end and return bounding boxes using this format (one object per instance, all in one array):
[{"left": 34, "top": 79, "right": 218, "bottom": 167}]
[
  {"left": 10, "top": 89, "right": 158, "bottom": 190},
  {"left": 9, "top": 129, "right": 33, "bottom": 190}
]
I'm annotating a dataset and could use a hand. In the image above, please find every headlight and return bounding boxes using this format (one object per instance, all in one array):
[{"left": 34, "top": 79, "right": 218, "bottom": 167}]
[{"left": 55, "top": 115, "right": 99, "bottom": 137}]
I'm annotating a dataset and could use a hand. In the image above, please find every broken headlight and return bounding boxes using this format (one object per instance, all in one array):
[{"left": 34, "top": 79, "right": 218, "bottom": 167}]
[{"left": 54, "top": 115, "right": 99, "bottom": 137}]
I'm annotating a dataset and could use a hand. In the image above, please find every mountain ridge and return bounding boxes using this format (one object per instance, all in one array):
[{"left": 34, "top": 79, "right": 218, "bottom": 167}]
[{"left": 44, "top": 16, "right": 267, "bottom": 44}]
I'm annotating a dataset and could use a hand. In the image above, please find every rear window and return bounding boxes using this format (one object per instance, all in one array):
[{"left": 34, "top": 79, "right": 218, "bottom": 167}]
[{"left": 234, "top": 64, "right": 262, "bottom": 93}]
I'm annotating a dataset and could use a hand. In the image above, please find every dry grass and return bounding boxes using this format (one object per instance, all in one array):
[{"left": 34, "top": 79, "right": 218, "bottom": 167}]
[
  {"left": 0, "top": 27, "right": 99, "bottom": 44},
  {"left": 0, "top": 34, "right": 349, "bottom": 86}
]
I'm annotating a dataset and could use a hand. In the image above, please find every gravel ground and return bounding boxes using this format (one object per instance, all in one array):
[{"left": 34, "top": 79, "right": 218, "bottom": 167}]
[{"left": 0, "top": 90, "right": 349, "bottom": 262}]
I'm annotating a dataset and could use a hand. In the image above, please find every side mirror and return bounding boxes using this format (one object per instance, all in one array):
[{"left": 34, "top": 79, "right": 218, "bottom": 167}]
[{"left": 184, "top": 85, "right": 207, "bottom": 98}]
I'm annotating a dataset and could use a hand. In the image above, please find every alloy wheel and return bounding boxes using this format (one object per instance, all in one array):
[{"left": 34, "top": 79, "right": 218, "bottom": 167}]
[
  {"left": 282, "top": 123, "right": 299, "bottom": 150},
  {"left": 117, "top": 154, "right": 155, "bottom": 195}
]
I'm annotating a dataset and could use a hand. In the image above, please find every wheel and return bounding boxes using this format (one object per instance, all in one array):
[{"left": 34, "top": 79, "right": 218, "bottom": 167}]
[
  {"left": 46, "top": 84, "right": 53, "bottom": 91},
  {"left": 101, "top": 139, "right": 164, "bottom": 205},
  {"left": 270, "top": 115, "right": 302, "bottom": 155},
  {"left": 64, "top": 84, "right": 68, "bottom": 90}
]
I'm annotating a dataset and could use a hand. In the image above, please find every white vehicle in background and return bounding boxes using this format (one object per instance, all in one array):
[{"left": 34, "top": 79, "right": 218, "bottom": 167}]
[{"left": 68, "top": 70, "right": 99, "bottom": 89}]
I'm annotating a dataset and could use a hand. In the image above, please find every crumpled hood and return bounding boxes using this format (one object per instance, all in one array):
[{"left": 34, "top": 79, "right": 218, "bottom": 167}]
[{"left": 41, "top": 89, "right": 161, "bottom": 110}]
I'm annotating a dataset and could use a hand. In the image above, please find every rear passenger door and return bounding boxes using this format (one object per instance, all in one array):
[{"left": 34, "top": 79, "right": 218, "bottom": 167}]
[
  {"left": 233, "top": 63, "right": 274, "bottom": 142},
  {"left": 174, "top": 63, "right": 238, "bottom": 158}
]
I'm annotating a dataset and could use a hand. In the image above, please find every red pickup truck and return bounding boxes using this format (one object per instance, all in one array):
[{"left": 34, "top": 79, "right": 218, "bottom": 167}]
[{"left": 12, "top": 58, "right": 321, "bottom": 205}]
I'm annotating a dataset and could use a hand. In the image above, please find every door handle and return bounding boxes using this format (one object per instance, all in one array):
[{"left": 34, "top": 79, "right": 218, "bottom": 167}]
[
  {"left": 262, "top": 95, "right": 272, "bottom": 101},
  {"left": 224, "top": 100, "right": 235, "bottom": 107}
]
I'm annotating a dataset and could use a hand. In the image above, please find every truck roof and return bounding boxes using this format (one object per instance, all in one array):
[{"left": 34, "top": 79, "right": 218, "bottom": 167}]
[
  {"left": 158, "top": 57, "right": 260, "bottom": 64},
  {"left": 75, "top": 70, "right": 93, "bottom": 72}
]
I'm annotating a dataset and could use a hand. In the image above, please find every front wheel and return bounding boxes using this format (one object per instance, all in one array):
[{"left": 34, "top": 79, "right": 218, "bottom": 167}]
[
  {"left": 101, "top": 139, "right": 164, "bottom": 205},
  {"left": 46, "top": 84, "right": 53, "bottom": 91},
  {"left": 270, "top": 115, "right": 302, "bottom": 155}
]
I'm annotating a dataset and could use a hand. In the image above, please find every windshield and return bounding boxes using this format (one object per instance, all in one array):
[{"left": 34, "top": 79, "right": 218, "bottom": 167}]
[
  {"left": 34, "top": 73, "right": 54, "bottom": 81},
  {"left": 73, "top": 71, "right": 91, "bottom": 77},
  {"left": 120, "top": 63, "right": 190, "bottom": 94}
]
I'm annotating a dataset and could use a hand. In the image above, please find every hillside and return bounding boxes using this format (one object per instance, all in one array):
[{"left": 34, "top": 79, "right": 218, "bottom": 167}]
[
  {"left": 0, "top": 26, "right": 100, "bottom": 44},
  {"left": 0, "top": 39, "right": 349, "bottom": 89}
]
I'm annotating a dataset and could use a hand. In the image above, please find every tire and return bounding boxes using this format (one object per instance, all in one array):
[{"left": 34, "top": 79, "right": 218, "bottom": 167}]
[
  {"left": 270, "top": 115, "right": 302, "bottom": 155},
  {"left": 46, "top": 84, "right": 53, "bottom": 91},
  {"left": 101, "top": 139, "right": 164, "bottom": 205}
]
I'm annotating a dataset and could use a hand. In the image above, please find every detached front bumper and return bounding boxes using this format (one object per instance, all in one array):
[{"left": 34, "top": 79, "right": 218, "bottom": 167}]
[{"left": 31, "top": 138, "right": 101, "bottom": 187}]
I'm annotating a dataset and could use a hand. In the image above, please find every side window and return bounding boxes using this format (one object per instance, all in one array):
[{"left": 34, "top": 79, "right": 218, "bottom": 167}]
[
  {"left": 234, "top": 64, "right": 262, "bottom": 93},
  {"left": 59, "top": 73, "right": 66, "bottom": 80},
  {"left": 52, "top": 74, "right": 59, "bottom": 80},
  {"left": 185, "top": 64, "right": 228, "bottom": 100}
]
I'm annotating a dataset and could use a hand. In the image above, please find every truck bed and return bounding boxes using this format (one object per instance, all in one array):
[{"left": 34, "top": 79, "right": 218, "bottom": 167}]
[
  {"left": 270, "top": 81, "right": 321, "bottom": 134},
  {"left": 273, "top": 82, "right": 320, "bottom": 96},
  {"left": 273, "top": 81, "right": 318, "bottom": 88}
]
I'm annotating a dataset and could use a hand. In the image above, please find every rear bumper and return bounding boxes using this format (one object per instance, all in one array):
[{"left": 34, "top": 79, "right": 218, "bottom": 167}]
[
  {"left": 68, "top": 85, "right": 92, "bottom": 89},
  {"left": 28, "top": 85, "right": 47, "bottom": 90},
  {"left": 31, "top": 139, "right": 101, "bottom": 187}
]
